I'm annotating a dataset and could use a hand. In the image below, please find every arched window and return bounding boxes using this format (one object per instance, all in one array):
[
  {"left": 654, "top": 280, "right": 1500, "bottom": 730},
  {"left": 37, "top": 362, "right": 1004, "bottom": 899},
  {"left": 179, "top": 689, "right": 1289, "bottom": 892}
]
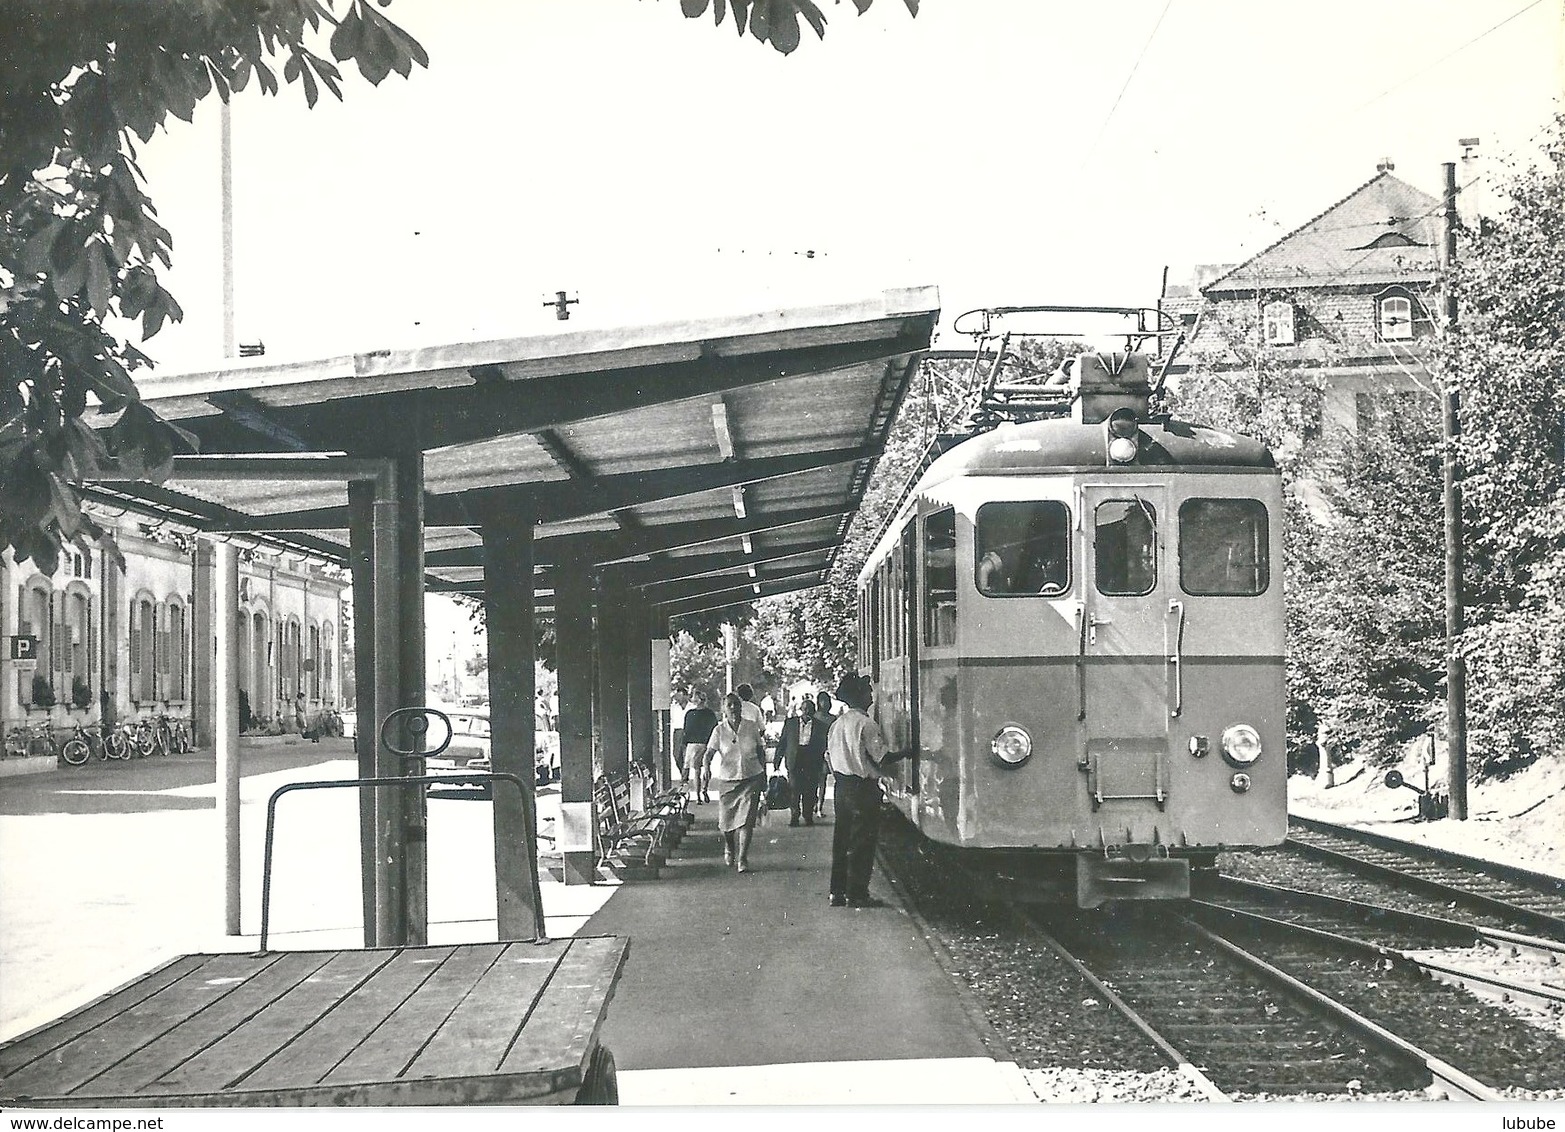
[
  {"left": 166, "top": 600, "right": 187, "bottom": 701},
  {"left": 64, "top": 585, "right": 92, "bottom": 705},
  {"left": 1377, "top": 292, "right": 1415, "bottom": 341},
  {"left": 308, "top": 622, "right": 321, "bottom": 700},
  {"left": 16, "top": 578, "right": 53, "bottom": 705},
  {"left": 130, "top": 593, "right": 157, "bottom": 703},
  {"left": 252, "top": 609, "right": 270, "bottom": 715},
  {"left": 1263, "top": 300, "right": 1296, "bottom": 346},
  {"left": 238, "top": 608, "right": 252, "bottom": 699},
  {"left": 284, "top": 617, "right": 301, "bottom": 700},
  {"left": 321, "top": 621, "right": 335, "bottom": 701}
]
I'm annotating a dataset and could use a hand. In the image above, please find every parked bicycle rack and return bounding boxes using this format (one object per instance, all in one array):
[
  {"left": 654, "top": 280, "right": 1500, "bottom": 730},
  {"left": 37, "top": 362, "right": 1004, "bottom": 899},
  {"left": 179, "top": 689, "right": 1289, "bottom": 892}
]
[{"left": 257, "top": 704, "right": 531, "bottom": 951}]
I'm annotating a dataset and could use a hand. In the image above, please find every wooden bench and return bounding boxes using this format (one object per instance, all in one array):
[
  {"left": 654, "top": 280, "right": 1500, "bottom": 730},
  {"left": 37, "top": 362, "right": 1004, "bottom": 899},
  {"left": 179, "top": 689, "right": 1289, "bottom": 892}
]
[
  {"left": 593, "top": 773, "right": 683, "bottom": 879},
  {"left": 0, "top": 937, "right": 629, "bottom": 1107}
]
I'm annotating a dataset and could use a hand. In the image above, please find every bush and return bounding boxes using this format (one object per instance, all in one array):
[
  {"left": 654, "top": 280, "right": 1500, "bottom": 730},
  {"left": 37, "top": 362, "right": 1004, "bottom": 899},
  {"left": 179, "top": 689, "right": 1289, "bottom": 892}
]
[
  {"left": 70, "top": 676, "right": 91, "bottom": 710},
  {"left": 238, "top": 689, "right": 252, "bottom": 734},
  {"left": 30, "top": 674, "right": 56, "bottom": 708}
]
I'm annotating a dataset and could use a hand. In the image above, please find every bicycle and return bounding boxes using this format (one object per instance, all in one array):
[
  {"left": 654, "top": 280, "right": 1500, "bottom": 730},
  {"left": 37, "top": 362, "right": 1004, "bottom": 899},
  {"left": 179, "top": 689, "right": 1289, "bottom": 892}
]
[
  {"left": 4, "top": 725, "right": 35, "bottom": 759},
  {"left": 60, "top": 720, "right": 123, "bottom": 765},
  {"left": 108, "top": 721, "right": 138, "bottom": 759},
  {"left": 61, "top": 721, "right": 98, "bottom": 766},
  {"left": 10, "top": 722, "right": 64, "bottom": 761},
  {"left": 132, "top": 716, "right": 166, "bottom": 758},
  {"left": 158, "top": 714, "right": 193, "bottom": 755}
]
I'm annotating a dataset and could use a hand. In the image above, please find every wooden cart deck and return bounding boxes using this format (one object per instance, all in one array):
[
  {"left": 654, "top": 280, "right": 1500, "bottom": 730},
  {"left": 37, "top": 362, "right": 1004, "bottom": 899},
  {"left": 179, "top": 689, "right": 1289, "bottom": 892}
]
[{"left": 0, "top": 936, "right": 628, "bottom": 1107}]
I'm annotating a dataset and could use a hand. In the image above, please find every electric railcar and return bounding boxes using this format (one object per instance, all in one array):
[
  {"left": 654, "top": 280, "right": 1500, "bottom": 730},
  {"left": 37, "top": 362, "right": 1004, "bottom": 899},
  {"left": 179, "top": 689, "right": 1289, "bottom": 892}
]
[{"left": 858, "top": 312, "right": 1287, "bottom": 907}]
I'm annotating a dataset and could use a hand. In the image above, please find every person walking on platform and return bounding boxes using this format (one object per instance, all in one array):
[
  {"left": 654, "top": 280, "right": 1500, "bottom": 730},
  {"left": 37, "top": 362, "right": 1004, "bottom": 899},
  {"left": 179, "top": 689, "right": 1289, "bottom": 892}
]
[
  {"left": 814, "top": 690, "right": 835, "bottom": 815},
  {"left": 825, "top": 675, "right": 906, "bottom": 908},
  {"left": 735, "top": 683, "right": 765, "bottom": 728},
  {"left": 773, "top": 695, "right": 828, "bottom": 826},
  {"left": 680, "top": 691, "right": 719, "bottom": 803},
  {"left": 704, "top": 692, "right": 768, "bottom": 873}
]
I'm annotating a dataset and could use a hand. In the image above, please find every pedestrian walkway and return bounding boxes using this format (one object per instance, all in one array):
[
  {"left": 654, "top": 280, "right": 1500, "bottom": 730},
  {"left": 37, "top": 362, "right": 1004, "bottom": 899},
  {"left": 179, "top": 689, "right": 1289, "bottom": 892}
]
[
  {"left": 587, "top": 804, "right": 1034, "bottom": 1105},
  {"left": 0, "top": 749, "right": 1034, "bottom": 1105}
]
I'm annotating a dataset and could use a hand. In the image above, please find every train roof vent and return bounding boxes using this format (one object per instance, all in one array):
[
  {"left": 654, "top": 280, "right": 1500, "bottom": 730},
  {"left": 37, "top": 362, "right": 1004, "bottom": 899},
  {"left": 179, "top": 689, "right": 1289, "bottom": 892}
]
[{"left": 1072, "top": 352, "right": 1150, "bottom": 425}]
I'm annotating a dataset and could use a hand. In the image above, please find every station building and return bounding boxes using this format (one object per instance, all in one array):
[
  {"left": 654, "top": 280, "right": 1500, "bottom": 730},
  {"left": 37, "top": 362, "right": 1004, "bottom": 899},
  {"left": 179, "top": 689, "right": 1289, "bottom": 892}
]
[{"left": 2, "top": 507, "right": 346, "bottom": 746}]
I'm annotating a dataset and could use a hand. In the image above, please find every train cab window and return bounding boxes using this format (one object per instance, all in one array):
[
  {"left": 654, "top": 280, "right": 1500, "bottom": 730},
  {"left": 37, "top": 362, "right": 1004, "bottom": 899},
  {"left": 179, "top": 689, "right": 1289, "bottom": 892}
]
[
  {"left": 975, "top": 501, "right": 1070, "bottom": 596},
  {"left": 924, "top": 507, "right": 957, "bottom": 646},
  {"left": 1179, "top": 498, "right": 1270, "bottom": 596},
  {"left": 1094, "top": 498, "right": 1158, "bottom": 596}
]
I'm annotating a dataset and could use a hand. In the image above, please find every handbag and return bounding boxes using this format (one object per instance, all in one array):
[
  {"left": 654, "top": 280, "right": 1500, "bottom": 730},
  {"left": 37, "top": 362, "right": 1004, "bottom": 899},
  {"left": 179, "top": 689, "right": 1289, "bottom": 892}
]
[{"left": 765, "top": 773, "right": 794, "bottom": 811}]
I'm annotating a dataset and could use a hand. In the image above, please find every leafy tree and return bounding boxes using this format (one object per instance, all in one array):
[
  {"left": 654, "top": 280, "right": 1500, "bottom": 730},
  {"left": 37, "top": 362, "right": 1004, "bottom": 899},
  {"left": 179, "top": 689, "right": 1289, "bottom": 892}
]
[
  {"left": 3, "top": 0, "right": 917, "bottom": 577},
  {"left": 1168, "top": 301, "right": 1448, "bottom": 769},
  {"left": 677, "top": 0, "right": 918, "bottom": 55},
  {"left": 669, "top": 628, "right": 725, "bottom": 705},
  {"left": 3, "top": 0, "right": 430, "bottom": 575},
  {"left": 1447, "top": 113, "right": 1565, "bottom": 773}
]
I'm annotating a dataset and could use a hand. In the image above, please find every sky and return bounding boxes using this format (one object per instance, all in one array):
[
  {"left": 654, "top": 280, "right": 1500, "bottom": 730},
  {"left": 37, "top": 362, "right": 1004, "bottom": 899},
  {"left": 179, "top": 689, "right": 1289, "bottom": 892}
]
[
  {"left": 119, "top": 0, "right": 1562, "bottom": 673},
  {"left": 132, "top": 0, "right": 1564, "bottom": 370}
]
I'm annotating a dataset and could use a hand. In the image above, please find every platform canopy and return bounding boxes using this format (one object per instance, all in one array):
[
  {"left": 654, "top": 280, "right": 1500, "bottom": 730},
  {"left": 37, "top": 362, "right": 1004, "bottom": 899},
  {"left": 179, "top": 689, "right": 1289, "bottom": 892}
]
[{"left": 87, "top": 286, "right": 939, "bottom": 617}]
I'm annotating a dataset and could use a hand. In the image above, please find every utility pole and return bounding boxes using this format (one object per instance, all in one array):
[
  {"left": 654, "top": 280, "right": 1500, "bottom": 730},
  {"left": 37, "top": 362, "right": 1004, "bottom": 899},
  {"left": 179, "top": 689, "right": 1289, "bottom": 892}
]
[{"left": 1442, "top": 160, "right": 1468, "bottom": 821}]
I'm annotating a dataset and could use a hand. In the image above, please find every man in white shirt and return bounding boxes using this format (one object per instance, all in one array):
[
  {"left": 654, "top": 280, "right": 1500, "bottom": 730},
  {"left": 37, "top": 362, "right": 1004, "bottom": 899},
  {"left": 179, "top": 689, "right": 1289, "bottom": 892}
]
[
  {"left": 735, "top": 683, "right": 765, "bottom": 727},
  {"left": 824, "top": 674, "right": 905, "bottom": 909}
]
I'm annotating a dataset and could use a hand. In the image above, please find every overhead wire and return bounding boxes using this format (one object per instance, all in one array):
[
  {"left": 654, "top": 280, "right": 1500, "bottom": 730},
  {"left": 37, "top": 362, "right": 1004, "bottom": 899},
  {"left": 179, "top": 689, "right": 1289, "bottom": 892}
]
[
  {"left": 1344, "top": 0, "right": 1546, "bottom": 117},
  {"left": 1081, "top": 0, "right": 1174, "bottom": 168}
]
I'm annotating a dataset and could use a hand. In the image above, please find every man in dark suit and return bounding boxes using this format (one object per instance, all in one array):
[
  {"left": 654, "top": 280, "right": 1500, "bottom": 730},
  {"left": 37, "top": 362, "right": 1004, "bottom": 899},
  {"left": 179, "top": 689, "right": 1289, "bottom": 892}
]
[{"left": 773, "top": 693, "right": 829, "bottom": 826}]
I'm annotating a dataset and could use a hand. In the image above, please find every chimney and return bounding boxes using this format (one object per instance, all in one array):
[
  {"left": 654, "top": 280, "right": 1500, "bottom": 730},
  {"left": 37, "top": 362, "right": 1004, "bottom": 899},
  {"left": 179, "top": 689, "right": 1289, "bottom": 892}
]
[
  {"left": 1375, "top": 157, "right": 1395, "bottom": 174},
  {"left": 1458, "top": 137, "right": 1484, "bottom": 230}
]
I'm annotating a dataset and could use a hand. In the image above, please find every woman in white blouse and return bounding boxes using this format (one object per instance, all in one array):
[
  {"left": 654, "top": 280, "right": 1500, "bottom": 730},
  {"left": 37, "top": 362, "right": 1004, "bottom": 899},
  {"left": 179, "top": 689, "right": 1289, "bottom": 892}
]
[{"left": 704, "top": 692, "right": 768, "bottom": 873}]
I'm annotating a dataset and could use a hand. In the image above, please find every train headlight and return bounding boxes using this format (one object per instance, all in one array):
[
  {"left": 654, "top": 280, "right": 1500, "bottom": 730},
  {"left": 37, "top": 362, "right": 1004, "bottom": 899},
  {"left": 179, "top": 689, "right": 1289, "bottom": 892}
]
[
  {"left": 1220, "top": 723, "right": 1263, "bottom": 767},
  {"left": 1106, "top": 408, "right": 1140, "bottom": 464},
  {"left": 990, "top": 724, "right": 1033, "bottom": 767},
  {"left": 1230, "top": 772, "right": 1252, "bottom": 793}
]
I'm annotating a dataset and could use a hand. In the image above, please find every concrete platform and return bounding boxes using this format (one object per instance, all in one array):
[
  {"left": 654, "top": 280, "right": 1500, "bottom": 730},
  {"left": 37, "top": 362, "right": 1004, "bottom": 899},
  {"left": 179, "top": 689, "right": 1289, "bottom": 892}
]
[
  {"left": 1, "top": 751, "right": 1033, "bottom": 1105},
  {"left": 585, "top": 805, "right": 1034, "bottom": 1105}
]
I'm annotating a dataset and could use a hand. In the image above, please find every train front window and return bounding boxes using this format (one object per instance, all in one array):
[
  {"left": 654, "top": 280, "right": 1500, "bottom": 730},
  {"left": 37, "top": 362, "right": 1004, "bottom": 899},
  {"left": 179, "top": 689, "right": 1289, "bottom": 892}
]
[
  {"left": 975, "top": 501, "right": 1070, "bottom": 596},
  {"left": 1094, "top": 499, "right": 1157, "bottom": 596},
  {"left": 924, "top": 507, "right": 957, "bottom": 646},
  {"left": 1179, "top": 498, "right": 1270, "bottom": 596}
]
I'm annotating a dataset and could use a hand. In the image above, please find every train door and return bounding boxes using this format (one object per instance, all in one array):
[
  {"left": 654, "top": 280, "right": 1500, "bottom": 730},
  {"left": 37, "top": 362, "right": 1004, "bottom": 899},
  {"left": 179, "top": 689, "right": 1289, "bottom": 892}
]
[{"left": 1079, "top": 484, "right": 1172, "bottom": 811}]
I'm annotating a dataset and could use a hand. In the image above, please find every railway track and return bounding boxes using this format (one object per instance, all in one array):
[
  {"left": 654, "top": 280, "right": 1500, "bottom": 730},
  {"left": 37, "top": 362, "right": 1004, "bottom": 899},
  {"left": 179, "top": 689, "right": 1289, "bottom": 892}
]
[
  {"left": 1286, "top": 816, "right": 1565, "bottom": 939},
  {"left": 1198, "top": 876, "right": 1565, "bottom": 1027},
  {"left": 1019, "top": 904, "right": 1510, "bottom": 1099},
  {"left": 877, "top": 813, "right": 1565, "bottom": 1100}
]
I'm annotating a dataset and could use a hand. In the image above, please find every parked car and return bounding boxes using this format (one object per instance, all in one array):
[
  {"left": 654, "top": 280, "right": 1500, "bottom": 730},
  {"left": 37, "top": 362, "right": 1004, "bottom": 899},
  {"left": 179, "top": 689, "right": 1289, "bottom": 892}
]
[{"left": 426, "top": 710, "right": 559, "bottom": 788}]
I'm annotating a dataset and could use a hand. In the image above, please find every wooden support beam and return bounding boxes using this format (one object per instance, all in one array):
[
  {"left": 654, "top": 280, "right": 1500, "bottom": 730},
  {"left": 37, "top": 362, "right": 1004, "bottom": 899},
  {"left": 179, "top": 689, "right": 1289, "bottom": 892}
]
[
  {"left": 346, "top": 479, "right": 378, "bottom": 943},
  {"left": 661, "top": 576, "right": 821, "bottom": 619},
  {"left": 429, "top": 444, "right": 879, "bottom": 526},
  {"left": 532, "top": 502, "right": 856, "bottom": 567},
  {"left": 554, "top": 571, "right": 596, "bottom": 886},
  {"left": 481, "top": 505, "right": 547, "bottom": 939},
  {"left": 595, "top": 574, "right": 631, "bottom": 781},
  {"left": 395, "top": 453, "right": 428, "bottom": 946},
  {"left": 647, "top": 563, "right": 825, "bottom": 606},
  {"left": 620, "top": 539, "right": 838, "bottom": 585},
  {"left": 627, "top": 591, "right": 654, "bottom": 784}
]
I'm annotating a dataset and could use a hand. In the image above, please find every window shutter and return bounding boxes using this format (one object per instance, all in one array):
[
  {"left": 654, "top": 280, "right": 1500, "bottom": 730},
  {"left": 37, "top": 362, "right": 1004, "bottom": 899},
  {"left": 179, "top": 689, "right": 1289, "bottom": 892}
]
[{"left": 129, "top": 601, "right": 141, "bottom": 672}]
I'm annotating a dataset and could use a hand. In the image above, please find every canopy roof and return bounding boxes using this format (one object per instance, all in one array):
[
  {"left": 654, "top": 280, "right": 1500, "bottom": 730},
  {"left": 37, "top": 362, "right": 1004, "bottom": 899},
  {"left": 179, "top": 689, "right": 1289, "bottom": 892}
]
[{"left": 87, "top": 287, "right": 940, "bottom": 616}]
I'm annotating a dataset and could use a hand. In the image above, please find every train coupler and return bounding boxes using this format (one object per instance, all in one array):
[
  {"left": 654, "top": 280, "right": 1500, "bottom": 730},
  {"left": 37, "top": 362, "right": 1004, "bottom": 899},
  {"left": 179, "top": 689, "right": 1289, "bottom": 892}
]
[{"left": 1076, "top": 852, "right": 1190, "bottom": 908}]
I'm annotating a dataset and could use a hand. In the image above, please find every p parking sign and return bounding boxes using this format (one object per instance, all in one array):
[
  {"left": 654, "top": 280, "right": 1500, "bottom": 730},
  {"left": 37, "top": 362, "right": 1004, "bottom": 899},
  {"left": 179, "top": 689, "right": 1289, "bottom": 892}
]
[{"left": 9, "top": 635, "right": 39, "bottom": 667}]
